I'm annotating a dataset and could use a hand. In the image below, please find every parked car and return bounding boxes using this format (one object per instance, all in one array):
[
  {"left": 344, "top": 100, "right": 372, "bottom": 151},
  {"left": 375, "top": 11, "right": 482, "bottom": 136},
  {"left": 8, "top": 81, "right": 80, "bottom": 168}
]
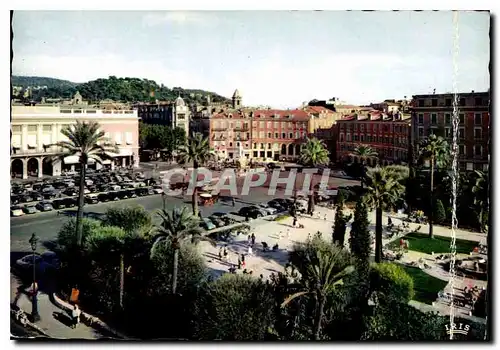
[
  {"left": 117, "top": 190, "right": 130, "bottom": 199},
  {"left": 126, "top": 189, "right": 138, "bottom": 198},
  {"left": 41, "top": 185, "right": 55, "bottom": 193},
  {"left": 85, "top": 194, "right": 99, "bottom": 204},
  {"left": 11, "top": 206, "right": 24, "bottom": 217},
  {"left": 200, "top": 218, "right": 216, "bottom": 230},
  {"left": 63, "top": 188, "right": 77, "bottom": 196},
  {"left": 53, "top": 182, "right": 67, "bottom": 190},
  {"left": 208, "top": 215, "right": 225, "bottom": 228},
  {"left": 152, "top": 185, "right": 164, "bottom": 194},
  {"left": 52, "top": 199, "right": 67, "bottom": 210},
  {"left": 29, "top": 192, "right": 44, "bottom": 201},
  {"left": 109, "top": 184, "right": 121, "bottom": 191},
  {"left": 22, "top": 205, "right": 38, "bottom": 215},
  {"left": 11, "top": 196, "right": 21, "bottom": 205},
  {"left": 36, "top": 201, "right": 54, "bottom": 212},
  {"left": 258, "top": 203, "right": 278, "bottom": 215},
  {"left": 98, "top": 193, "right": 110, "bottom": 202},
  {"left": 19, "top": 194, "right": 34, "bottom": 203},
  {"left": 43, "top": 192, "right": 57, "bottom": 200},
  {"left": 61, "top": 197, "right": 77, "bottom": 208},
  {"left": 267, "top": 199, "right": 286, "bottom": 211},
  {"left": 14, "top": 251, "right": 60, "bottom": 276},
  {"left": 238, "top": 206, "right": 265, "bottom": 219}
]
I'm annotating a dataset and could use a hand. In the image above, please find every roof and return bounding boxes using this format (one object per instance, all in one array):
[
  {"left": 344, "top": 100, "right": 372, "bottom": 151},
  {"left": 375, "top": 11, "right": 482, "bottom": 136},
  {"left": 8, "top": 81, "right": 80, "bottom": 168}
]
[
  {"left": 211, "top": 109, "right": 310, "bottom": 121},
  {"left": 305, "top": 106, "right": 332, "bottom": 114},
  {"left": 233, "top": 89, "right": 241, "bottom": 98}
]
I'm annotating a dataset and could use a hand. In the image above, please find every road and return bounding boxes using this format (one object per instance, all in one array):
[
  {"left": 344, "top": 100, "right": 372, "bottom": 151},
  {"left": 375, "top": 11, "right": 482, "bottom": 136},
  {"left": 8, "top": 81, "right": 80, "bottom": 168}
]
[{"left": 11, "top": 173, "right": 359, "bottom": 253}]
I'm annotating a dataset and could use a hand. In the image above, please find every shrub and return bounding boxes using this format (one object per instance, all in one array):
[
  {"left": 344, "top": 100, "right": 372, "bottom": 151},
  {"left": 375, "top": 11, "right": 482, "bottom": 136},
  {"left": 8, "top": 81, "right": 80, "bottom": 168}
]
[
  {"left": 349, "top": 198, "right": 371, "bottom": 269},
  {"left": 101, "top": 205, "right": 152, "bottom": 235},
  {"left": 192, "top": 274, "right": 275, "bottom": 340},
  {"left": 434, "top": 199, "right": 446, "bottom": 224},
  {"left": 369, "top": 263, "right": 415, "bottom": 303}
]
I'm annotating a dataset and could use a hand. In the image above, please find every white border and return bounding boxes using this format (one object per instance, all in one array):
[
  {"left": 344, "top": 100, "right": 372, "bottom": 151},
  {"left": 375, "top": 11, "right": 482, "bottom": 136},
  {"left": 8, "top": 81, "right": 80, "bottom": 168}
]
[{"left": 3, "top": 1, "right": 496, "bottom": 349}]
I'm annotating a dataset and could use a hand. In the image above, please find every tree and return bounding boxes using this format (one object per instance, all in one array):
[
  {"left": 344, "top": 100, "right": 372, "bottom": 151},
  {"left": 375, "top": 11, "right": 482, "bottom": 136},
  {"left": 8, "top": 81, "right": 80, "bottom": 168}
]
[
  {"left": 100, "top": 206, "right": 153, "bottom": 308},
  {"left": 298, "top": 138, "right": 330, "bottom": 215},
  {"left": 364, "top": 167, "right": 405, "bottom": 263},
  {"left": 86, "top": 226, "right": 128, "bottom": 309},
  {"left": 52, "top": 121, "right": 118, "bottom": 248},
  {"left": 419, "top": 134, "right": 449, "bottom": 238},
  {"left": 150, "top": 207, "right": 215, "bottom": 295},
  {"left": 472, "top": 170, "right": 489, "bottom": 232},
  {"left": 285, "top": 238, "right": 354, "bottom": 340},
  {"left": 192, "top": 274, "right": 275, "bottom": 340},
  {"left": 434, "top": 199, "right": 446, "bottom": 225},
  {"left": 177, "top": 133, "right": 211, "bottom": 216},
  {"left": 369, "top": 263, "right": 414, "bottom": 303},
  {"left": 332, "top": 200, "right": 352, "bottom": 247},
  {"left": 349, "top": 198, "right": 372, "bottom": 272},
  {"left": 350, "top": 144, "right": 378, "bottom": 188}
]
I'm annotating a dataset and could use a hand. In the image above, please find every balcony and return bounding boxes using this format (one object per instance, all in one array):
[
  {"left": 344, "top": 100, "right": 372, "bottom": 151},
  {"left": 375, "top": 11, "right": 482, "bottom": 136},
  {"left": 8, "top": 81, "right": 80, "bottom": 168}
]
[
  {"left": 211, "top": 127, "right": 226, "bottom": 131},
  {"left": 234, "top": 126, "right": 250, "bottom": 131},
  {"left": 212, "top": 136, "right": 226, "bottom": 141}
]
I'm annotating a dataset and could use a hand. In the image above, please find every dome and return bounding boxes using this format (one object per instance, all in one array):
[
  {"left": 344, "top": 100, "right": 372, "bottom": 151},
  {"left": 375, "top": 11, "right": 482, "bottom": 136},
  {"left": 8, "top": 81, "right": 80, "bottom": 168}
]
[
  {"left": 175, "top": 96, "right": 186, "bottom": 107},
  {"left": 232, "top": 89, "right": 241, "bottom": 98}
]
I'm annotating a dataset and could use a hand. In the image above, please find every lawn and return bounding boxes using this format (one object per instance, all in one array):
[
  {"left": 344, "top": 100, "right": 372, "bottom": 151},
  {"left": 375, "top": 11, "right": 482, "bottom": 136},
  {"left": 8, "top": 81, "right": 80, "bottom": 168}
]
[
  {"left": 388, "top": 232, "right": 478, "bottom": 255},
  {"left": 401, "top": 265, "right": 448, "bottom": 305}
]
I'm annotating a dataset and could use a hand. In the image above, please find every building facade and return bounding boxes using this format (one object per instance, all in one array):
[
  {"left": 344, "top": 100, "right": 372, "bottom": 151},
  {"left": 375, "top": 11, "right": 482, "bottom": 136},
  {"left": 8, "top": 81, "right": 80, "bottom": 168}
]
[
  {"left": 135, "top": 96, "right": 190, "bottom": 136},
  {"left": 411, "top": 91, "right": 490, "bottom": 171},
  {"left": 11, "top": 104, "right": 140, "bottom": 179},
  {"left": 209, "top": 109, "right": 310, "bottom": 161},
  {"left": 336, "top": 111, "right": 411, "bottom": 166}
]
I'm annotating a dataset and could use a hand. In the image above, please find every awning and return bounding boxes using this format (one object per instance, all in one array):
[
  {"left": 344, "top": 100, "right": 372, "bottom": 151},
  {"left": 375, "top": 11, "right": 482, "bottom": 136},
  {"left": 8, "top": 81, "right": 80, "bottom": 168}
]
[
  {"left": 113, "top": 149, "right": 133, "bottom": 157},
  {"left": 64, "top": 156, "right": 79, "bottom": 165}
]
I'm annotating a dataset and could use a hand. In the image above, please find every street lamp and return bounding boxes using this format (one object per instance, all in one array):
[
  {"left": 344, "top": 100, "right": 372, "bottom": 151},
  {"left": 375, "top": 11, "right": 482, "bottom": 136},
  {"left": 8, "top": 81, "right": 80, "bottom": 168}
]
[
  {"left": 161, "top": 192, "right": 166, "bottom": 211},
  {"left": 28, "top": 233, "right": 40, "bottom": 322}
]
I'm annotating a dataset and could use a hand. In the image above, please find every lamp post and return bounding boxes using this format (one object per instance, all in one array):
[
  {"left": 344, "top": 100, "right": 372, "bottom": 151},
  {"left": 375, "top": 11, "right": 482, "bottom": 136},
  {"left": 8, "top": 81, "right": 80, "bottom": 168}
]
[
  {"left": 29, "top": 233, "right": 40, "bottom": 322},
  {"left": 161, "top": 192, "right": 166, "bottom": 211}
]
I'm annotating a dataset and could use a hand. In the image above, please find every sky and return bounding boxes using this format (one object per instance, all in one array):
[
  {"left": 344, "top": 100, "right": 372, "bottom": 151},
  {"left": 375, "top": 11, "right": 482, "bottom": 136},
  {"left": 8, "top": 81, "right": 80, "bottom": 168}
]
[{"left": 12, "top": 11, "right": 490, "bottom": 108}]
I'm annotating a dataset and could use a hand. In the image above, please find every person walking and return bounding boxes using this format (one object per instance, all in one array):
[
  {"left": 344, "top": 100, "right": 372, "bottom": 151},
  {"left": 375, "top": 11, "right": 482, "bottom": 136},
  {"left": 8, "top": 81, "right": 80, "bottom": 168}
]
[
  {"left": 218, "top": 247, "right": 223, "bottom": 261},
  {"left": 223, "top": 247, "right": 228, "bottom": 261},
  {"left": 247, "top": 234, "right": 252, "bottom": 245},
  {"left": 241, "top": 254, "right": 246, "bottom": 268},
  {"left": 232, "top": 197, "right": 236, "bottom": 207},
  {"left": 292, "top": 216, "right": 297, "bottom": 227},
  {"left": 248, "top": 245, "right": 253, "bottom": 255},
  {"left": 71, "top": 304, "right": 81, "bottom": 329},
  {"left": 251, "top": 233, "right": 256, "bottom": 246}
]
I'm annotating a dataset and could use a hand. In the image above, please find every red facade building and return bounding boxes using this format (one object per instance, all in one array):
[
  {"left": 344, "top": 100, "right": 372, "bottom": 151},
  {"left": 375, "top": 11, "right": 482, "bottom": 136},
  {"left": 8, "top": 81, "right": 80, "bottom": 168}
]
[
  {"left": 336, "top": 111, "right": 411, "bottom": 166},
  {"left": 411, "top": 92, "right": 490, "bottom": 171}
]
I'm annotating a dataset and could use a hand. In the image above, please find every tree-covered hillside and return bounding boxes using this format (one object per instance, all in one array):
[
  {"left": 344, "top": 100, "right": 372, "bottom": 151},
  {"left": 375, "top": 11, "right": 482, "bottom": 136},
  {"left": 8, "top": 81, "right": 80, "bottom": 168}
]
[{"left": 11, "top": 75, "right": 231, "bottom": 105}]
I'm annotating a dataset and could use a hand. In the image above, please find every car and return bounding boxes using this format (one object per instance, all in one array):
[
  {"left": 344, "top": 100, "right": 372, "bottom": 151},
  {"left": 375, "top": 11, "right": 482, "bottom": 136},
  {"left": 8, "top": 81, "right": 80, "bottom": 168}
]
[
  {"left": 258, "top": 203, "right": 278, "bottom": 215},
  {"left": 117, "top": 190, "right": 130, "bottom": 199},
  {"left": 10, "top": 195, "right": 20, "bottom": 205},
  {"left": 208, "top": 215, "right": 225, "bottom": 228},
  {"left": 63, "top": 188, "right": 77, "bottom": 196},
  {"left": 52, "top": 199, "right": 67, "bottom": 210},
  {"left": 11, "top": 206, "right": 24, "bottom": 217},
  {"left": 85, "top": 194, "right": 99, "bottom": 204},
  {"left": 36, "top": 201, "right": 54, "bottom": 212},
  {"left": 238, "top": 206, "right": 265, "bottom": 219},
  {"left": 29, "top": 192, "right": 44, "bottom": 201},
  {"left": 268, "top": 199, "right": 287, "bottom": 211},
  {"left": 126, "top": 189, "right": 138, "bottom": 198},
  {"left": 97, "top": 184, "right": 109, "bottom": 192},
  {"left": 109, "top": 184, "right": 121, "bottom": 191},
  {"left": 15, "top": 251, "right": 60, "bottom": 276},
  {"left": 61, "top": 197, "right": 77, "bottom": 208},
  {"left": 200, "top": 218, "right": 216, "bottom": 230},
  {"left": 152, "top": 185, "right": 164, "bottom": 194},
  {"left": 41, "top": 185, "right": 55, "bottom": 193},
  {"left": 53, "top": 182, "right": 67, "bottom": 190},
  {"left": 19, "top": 194, "right": 34, "bottom": 203},
  {"left": 98, "top": 193, "right": 110, "bottom": 202},
  {"left": 43, "top": 192, "right": 57, "bottom": 200},
  {"left": 22, "top": 205, "right": 38, "bottom": 215}
]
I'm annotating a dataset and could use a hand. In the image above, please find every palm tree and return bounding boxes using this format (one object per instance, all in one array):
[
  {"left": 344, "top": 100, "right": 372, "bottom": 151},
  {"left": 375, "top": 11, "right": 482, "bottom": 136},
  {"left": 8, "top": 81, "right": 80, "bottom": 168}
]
[
  {"left": 472, "top": 170, "right": 489, "bottom": 232},
  {"left": 298, "top": 138, "right": 330, "bottom": 215},
  {"left": 177, "top": 133, "right": 211, "bottom": 216},
  {"left": 282, "top": 247, "right": 354, "bottom": 340},
  {"left": 151, "top": 207, "right": 215, "bottom": 295},
  {"left": 364, "top": 167, "right": 405, "bottom": 262},
  {"left": 350, "top": 144, "right": 378, "bottom": 188},
  {"left": 100, "top": 206, "right": 152, "bottom": 308},
  {"left": 52, "top": 121, "right": 118, "bottom": 248},
  {"left": 419, "top": 134, "right": 449, "bottom": 238}
]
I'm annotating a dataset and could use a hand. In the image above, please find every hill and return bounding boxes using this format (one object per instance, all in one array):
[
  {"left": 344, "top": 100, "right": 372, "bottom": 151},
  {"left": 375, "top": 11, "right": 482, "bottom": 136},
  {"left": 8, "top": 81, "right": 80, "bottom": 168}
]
[{"left": 11, "top": 75, "right": 231, "bottom": 105}]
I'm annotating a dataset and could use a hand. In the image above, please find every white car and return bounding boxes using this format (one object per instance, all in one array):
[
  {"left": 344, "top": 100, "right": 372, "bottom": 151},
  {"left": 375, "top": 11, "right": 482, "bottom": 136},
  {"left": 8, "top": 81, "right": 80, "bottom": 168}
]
[
  {"left": 11, "top": 206, "right": 24, "bottom": 217},
  {"left": 153, "top": 186, "right": 164, "bottom": 194},
  {"left": 258, "top": 203, "right": 277, "bottom": 215}
]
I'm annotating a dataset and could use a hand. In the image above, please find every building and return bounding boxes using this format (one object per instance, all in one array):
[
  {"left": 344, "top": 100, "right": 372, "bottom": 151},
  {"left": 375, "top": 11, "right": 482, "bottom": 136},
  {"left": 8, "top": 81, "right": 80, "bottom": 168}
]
[
  {"left": 303, "top": 106, "right": 343, "bottom": 159},
  {"left": 209, "top": 109, "right": 310, "bottom": 161},
  {"left": 135, "top": 96, "right": 190, "bottom": 136},
  {"left": 11, "top": 104, "right": 140, "bottom": 179},
  {"left": 336, "top": 110, "right": 411, "bottom": 166},
  {"left": 411, "top": 91, "right": 490, "bottom": 171}
]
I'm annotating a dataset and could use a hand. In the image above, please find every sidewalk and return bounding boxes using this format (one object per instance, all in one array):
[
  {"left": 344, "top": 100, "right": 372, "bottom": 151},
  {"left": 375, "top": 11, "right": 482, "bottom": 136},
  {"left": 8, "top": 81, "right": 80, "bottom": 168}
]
[{"left": 11, "top": 275, "right": 102, "bottom": 339}]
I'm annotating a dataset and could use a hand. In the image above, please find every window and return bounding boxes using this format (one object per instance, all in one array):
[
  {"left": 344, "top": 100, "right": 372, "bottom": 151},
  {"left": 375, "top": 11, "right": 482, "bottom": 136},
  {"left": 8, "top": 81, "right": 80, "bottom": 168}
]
[
  {"left": 445, "top": 98, "right": 452, "bottom": 106},
  {"left": 28, "top": 125, "right": 37, "bottom": 132},
  {"left": 268, "top": 133, "right": 272, "bottom": 138},
  {"left": 267, "top": 143, "right": 271, "bottom": 149},
  {"left": 474, "top": 127, "right": 482, "bottom": 139},
  {"left": 460, "top": 98, "right": 466, "bottom": 106},
  {"left": 275, "top": 133, "right": 279, "bottom": 138},
  {"left": 11, "top": 125, "right": 21, "bottom": 132},
  {"left": 229, "top": 142, "right": 233, "bottom": 147},
  {"left": 360, "top": 135, "right": 365, "bottom": 142},
  {"left": 274, "top": 122, "right": 279, "bottom": 128},
  {"left": 431, "top": 113, "right": 437, "bottom": 124},
  {"left": 340, "top": 133, "right": 344, "bottom": 142},
  {"left": 418, "top": 99, "right": 425, "bottom": 107},
  {"left": 353, "top": 135, "right": 358, "bottom": 142},
  {"left": 259, "top": 122, "right": 264, "bottom": 128},
  {"left": 253, "top": 143, "right": 257, "bottom": 149},
  {"left": 125, "top": 132, "right": 133, "bottom": 145},
  {"left": 115, "top": 133, "right": 122, "bottom": 145},
  {"left": 260, "top": 143, "right": 264, "bottom": 149},
  {"left": 459, "top": 145, "right": 465, "bottom": 155},
  {"left": 418, "top": 114, "right": 424, "bottom": 124},
  {"left": 267, "top": 122, "right": 272, "bottom": 128},
  {"left": 431, "top": 99, "right": 438, "bottom": 107},
  {"left": 346, "top": 134, "right": 351, "bottom": 142},
  {"left": 474, "top": 113, "right": 482, "bottom": 125},
  {"left": 374, "top": 124, "right": 378, "bottom": 131},
  {"left": 475, "top": 97, "right": 482, "bottom": 106},
  {"left": 418, "top": 127, "right": 424, "bottom": 137},
  {"left": 282, "top": 133, "right": 286, "bottom": 138},
  {"left": 354, "top": 124, "right": 358, "bottom": 131},
  {"left": 289, "top": 133, "right": 293, "bottom": 138},
  {"left": 474, "top": 145, "right": 482, "bottom": 156},
  {"left": 360, "top": 124, "right": 365, "bottom": 131},
  {"left": 430, "top": 127, "right": 437, "bottom": 135},
  {"left": 459, "top": 113, "right": 465, "bottom": 124},
  {"left": 445, "top": 113, "right": 451, "bottom": 125},
  {"left": 43, "top": 125, "right": 52, "bottom": 132},
  {"left": 259, "top": 131, "right": 265, "bottom": 138},
  {"left": 459, "top": 128, "right": 465, "bottom": 139},
  {"left": 445, "top": 128, "right": 451, "bottom": 138}
]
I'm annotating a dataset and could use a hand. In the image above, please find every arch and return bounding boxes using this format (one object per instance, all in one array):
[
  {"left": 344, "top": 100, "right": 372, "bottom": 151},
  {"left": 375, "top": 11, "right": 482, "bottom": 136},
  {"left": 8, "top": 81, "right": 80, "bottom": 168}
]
[
  {"left": 11, "top": 159, "right": 23, "bottom": 178},
  {"left": 295, "top": 144, "right": 301, "bottom": 156},
  {"left": 27, "top": 158, "right": 39, "bottom": 177},
  {"left": 42, "top": 157, "right": 53, "bottom": 176},
  {"left": 288, "top": 144, "right": 294, "bottom": 156},
  {"left": 281, "top": 144, "right": 287, "bottom": 155}
]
